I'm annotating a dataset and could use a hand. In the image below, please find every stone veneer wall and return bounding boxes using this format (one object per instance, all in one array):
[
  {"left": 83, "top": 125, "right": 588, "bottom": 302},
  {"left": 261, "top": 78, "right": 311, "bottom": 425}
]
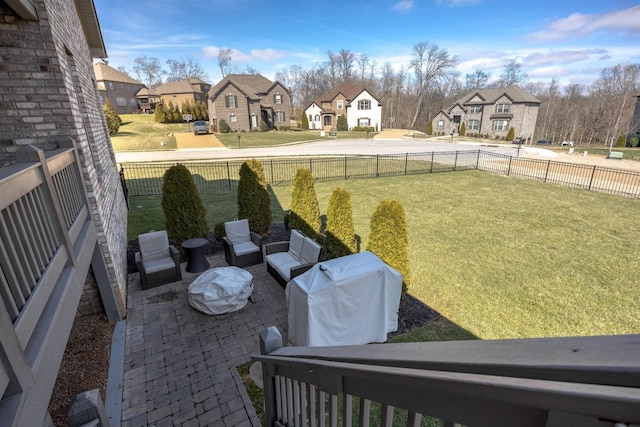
[{"left": 0, "top": 0, "right": 128, "bottom": 315}]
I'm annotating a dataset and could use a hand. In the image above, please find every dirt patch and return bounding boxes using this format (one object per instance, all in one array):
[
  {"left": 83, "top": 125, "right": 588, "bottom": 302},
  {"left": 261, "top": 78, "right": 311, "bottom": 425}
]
[{"left": 175, "top": 132, "right": 224, "bottom": 149}]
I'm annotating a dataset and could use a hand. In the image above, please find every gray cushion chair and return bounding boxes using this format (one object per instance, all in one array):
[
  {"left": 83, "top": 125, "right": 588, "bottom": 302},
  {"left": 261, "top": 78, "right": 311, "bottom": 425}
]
[
  {"left": 264, "top": 229, "right": 322, "bottom": 288},
  {"left": 223, "top": 219, "right": 264, "bottom": 267},
  {"left": 135, "top": 230, "right": 182, "bottom": 289}
]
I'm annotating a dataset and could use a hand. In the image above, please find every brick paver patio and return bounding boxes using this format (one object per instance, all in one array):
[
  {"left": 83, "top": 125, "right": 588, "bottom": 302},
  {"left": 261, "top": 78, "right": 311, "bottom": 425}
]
[{"left": 120, "top": 254, "right": 288, "bottom": 426}]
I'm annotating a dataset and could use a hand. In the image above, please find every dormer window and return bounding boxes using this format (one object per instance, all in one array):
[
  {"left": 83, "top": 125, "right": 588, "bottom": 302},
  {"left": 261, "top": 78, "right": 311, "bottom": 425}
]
[
  {"left": 469, "top": 105, "right": 482, "bottom": 114},
  {"left": 226, "top": 95, "right": 237, "bottom": 108},
  {"left": 358, "top": 99, "right": 370, "bottom": 110},
  {"left": 337, "top": 100, "right": 343, "bottom": 109},
  {"left": 274, "top": 93, "right": 282, "bottom": 104},
  {"left": 496, "top": 103, "right": 510, "bottom": 113}
]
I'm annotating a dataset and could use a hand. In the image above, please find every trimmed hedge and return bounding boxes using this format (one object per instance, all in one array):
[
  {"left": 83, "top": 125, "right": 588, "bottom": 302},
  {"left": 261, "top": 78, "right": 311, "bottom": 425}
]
[
  {"left": 237, "top": 159, "right": 271, "bottom": 234},
  {"left": 324, "top": 187, "right": 356, "bottom": 259},
  {"left": 289, "top": 168, "right": 320, "bottom": 239},
  {"left": 161, "top": 164, "right": 208, "bottom": 243},
  {"left": 366, "top": 199, "right": 410, "bottom": 293}
]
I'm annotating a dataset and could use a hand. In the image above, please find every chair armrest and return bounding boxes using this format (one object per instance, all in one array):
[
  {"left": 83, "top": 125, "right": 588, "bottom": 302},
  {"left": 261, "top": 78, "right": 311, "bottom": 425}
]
[
  {"left": 265, "top": 241, "right": 289, "bottom": 255},
  {"left": 290, "top": 262, "right": 316, "bottom": 280},
  {"left": 169, "top": 245, "right": 180, "bottom": 263},
  {"left": 250, "top": 231, "right": 264, "bottom": 248}
]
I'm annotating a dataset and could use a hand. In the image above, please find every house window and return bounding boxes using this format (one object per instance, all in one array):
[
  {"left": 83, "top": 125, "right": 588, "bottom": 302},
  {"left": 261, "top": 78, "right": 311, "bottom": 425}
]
[
  {"left": 337, "top": 100, "right": 344, "bottom": 109},
  {"left": 230, "top": 114, "right": 237, "bottom": 123},
  {"left": 130, "top": 98, "right": 136, "bottom": 106},
  {"left": 251, "top": 114, "right": 257, "bottom": 128},
  {"left": 274, "top": 94, "right": 282, "bottom": 104},
  {"left": 324, "top": 116, "right": 332, "bottom": 126},
  {"left": 226, "top": 95, "right": 237, "bottom": 108},
  {"left": 358, "top": 99, "right": 370, "bottom": 110},
  {"left": 468, "top": 120, "right": 480, "bottom": 131},
  {"left": 275, "top": 111, "right": 285, "bottom": 122},
  {"left": 496, "top": 103, "right": 510, "bottom": 113},
  {"left": 358, "top": 118, "right": 370, "bottom": 127},
  {"left": 116, "top": 97, "right": 127, "bottom": 106},
  {"left": 469, "top": 105, "right": 482, "bottom": 114},
  {"left": 493, "top": 119, "right": 509, "bottom": 131},
  {"left": 108, "top": 82, "right": 113, "bottom": 90},
  {"left": 436, "top": 120, "right": 444, "bottom": 130},
  {"left": 315, "top": 115, "right": 320, "bottom": 121},
  {"left": 308, "top": 115, "right": 313, "bottom": 123}
]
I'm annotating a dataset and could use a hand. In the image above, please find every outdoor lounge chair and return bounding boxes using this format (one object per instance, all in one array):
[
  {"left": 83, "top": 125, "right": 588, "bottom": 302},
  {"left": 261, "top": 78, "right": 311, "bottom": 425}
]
[
  {"left": 135, "top": 230, "right": 182, "bottom": 289},
  {"left": 223, "top": 219, "right": 264, "bottom": 267}
]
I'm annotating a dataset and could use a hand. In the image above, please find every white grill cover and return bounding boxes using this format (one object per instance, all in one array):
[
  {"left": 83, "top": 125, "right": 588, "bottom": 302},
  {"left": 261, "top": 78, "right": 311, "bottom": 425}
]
[
  {"left": 188, "top": 267, "right": 253, "bottom": 315},
  {"left": 286, "top": 251, "right": 402, "bottom": 346}
]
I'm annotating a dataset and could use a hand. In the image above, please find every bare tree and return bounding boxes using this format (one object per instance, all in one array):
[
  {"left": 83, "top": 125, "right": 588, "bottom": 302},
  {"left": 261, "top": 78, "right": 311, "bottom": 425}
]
[
  {"left": 337, "top": 49, "right": 355, "bottom": 83},
  {"left": 166, "top": 57, "right": 208, "bottom": 82},
  {"left": 117, "top": 65, "right": 130, "bottom": 76},
  {"left": 465, "top": 69, "right": 491, "bottom": 89},
  {"left": 408, "top": 41, "right": 457, "bottom": 129},
  {"left": 326, "top": 51, "right": 339, "bottom": 89},
  {"left": 357, "top": 53, "right": 369, "bottom": 85},
  {"left": 217, "top": 48, "right": 232, "bottom": 78},
  {"left": 133, "top": 55, "right": 164, "bottom": 88},
  {"left": 499, "top": 58, "right": 528, "bottom": 87}
]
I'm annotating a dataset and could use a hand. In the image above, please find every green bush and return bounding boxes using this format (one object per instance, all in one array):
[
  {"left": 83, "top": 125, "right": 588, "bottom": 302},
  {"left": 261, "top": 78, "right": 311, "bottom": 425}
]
[
  {"left": 219, "top": 119, "right": 230, "bottom": 133},
  {"left": 426, "top": 121, "right": 433, "bottom": 135},
  {"left": 259, "top": 120, "right": 268, "bottom": 132},
  {"left": 459, "top": 122, "right": 466, "bottom": 136},
  {"left": 301, "top": 113, "right": 309, "bottom": 130},
  {"left": 237, "top": 159, "right": 271, "bottom": 234},
  {"left": 337, "top": 114, "right": 348, "bottom": 131},
  {"left": 289, "top": 168, "right": 320, "bottom": 239},
  {"left": 214, "top": 222, "right": 225, "bottom": 240},
  {"left": 103, "top": 99, "right": 122, "bottom": 136},
  {"left": 324, "top": 187, "right": 356, "bottom": 259},
  {"left": 615, "top": 134, "right": 626, "bottom": 147},
  {"left": 506, "top": 127, "right": 515, "bottom": 141},
  {"left": 366, "top": 199, "right": 410, "bottom": 293},
  {"left": 352, "top": 126, "right": 375, "bottom": 132},
  {"left": 154, "top": 102, "right": 166, "bottom": 123},
  {"left": 161, "top": 164, "right": 208, "bottom": 244}
]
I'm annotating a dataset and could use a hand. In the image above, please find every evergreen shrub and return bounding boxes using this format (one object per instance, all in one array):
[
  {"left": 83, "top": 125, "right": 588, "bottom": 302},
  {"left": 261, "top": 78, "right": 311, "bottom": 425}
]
[
  {"left": 337, "top": 115, "right": 348, "bottom": 131},
  {"left": 366, "top": 199, "right": 410, "bottom": 293},
  {"left": 161, "top": 164, "right": 208, "bottom": 243},
  {"left": 219, "top": 119, "right": 230, "bottom": 133},
  {"left": 289, "top": 168, "right": 320, "bottom": 239},
  {"left": 103, "top": 100, "right": 122, "bottom": 136},
  {"left": 459, "top": 122, "right": 466, "bottom": 136},
  {"left": 506, "top": 127, "right": 515, "bottom": 141},
  {"left": 324, "top": 187, "right": 356, "bottom": 259},
  {"left": 237, "top": 159, "right": 271, "bottom": 234}
]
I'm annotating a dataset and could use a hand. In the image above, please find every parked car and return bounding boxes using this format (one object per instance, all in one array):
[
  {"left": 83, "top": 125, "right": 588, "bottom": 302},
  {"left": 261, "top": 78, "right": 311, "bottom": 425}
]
[
  {"left": 512, "top": 137, "right": 522, "bottom": 144},
  {"left": 561, "top": 140, "right": 574, "bottom": 146},
  {"left": 193, "top": 120, "right": 209, "bottom": 135},
  {"left": 536, "top": 139, "right": 552, "bottom": 145}
]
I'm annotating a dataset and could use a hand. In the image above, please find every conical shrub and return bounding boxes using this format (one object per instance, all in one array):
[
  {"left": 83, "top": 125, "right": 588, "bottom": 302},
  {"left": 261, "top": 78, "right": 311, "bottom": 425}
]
[
  {"left": 367, "top": 199, "right": 410, "bottom": 293},
  {"left": 289, "top": 168, "right": 320, "bottom": 239},
  {"left": 325, "top": 187, "right": 356, "bottom": 259},
  {"left": 238, "top": 159, "right": 271, "bottom": 234},
  {"left": 161, "top": 164, "right": 208, "bottom": 243}
]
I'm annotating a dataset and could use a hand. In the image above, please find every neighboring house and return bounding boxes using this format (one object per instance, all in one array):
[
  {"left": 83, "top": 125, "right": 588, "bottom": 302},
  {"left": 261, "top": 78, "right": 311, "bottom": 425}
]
[
  {"left": 305, "top": 83, "right": 382, "bottom": 131},
  {"left": 0, "top": 1, "right": 128, "bottom": 425},
  {"left": 136, "top": 87, "right": 161, "bottom": 113},
  {"left": 155, "top": 77, "right": 212, "bottom": 108},
  {"left": 207, "top": 74, "right": 291, "bottom": 132},
  {"left": 94, "top": 61, "right": 146, "bottom": 114},
  {"left": 433, "top": 86, "right": 540, "bottom": 142}
]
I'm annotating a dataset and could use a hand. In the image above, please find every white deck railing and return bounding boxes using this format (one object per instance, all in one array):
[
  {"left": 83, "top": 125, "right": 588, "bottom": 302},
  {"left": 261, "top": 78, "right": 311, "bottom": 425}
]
[
  {"left": 0, "top": 145, "right": 97, "bottom": 426},
  {"left": 255, "top": 327, "right": 640, "bottom": 427}
]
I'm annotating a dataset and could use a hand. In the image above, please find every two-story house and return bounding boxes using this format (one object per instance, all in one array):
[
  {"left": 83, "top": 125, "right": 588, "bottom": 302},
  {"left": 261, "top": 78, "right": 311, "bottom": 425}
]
[
  {"left": 0, "top": 1, "right": 128, "bottom": 425},
  {"left": 94, "top": 62, "right": 146, "bottom": 114},
  {"left": 305, "top": 83, "right": 382, "bottom": 131},
  {"left": 433, "top": 86, "right": 540, "bottom": 142},
  {"left": 155, "top": 77, "right": 212, "bottom": 109},
  {"left": 207, "top": 74, "right": 291, "bottom": 132}
]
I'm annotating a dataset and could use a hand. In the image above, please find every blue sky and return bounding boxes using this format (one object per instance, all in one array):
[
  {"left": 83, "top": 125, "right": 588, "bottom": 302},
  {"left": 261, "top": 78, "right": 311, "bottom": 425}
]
[{"left": 94, "top": 0, "right": 640, "bottom": 88}]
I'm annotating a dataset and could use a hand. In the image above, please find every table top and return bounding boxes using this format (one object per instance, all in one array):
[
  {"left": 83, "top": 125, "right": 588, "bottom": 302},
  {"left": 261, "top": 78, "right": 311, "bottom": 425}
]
[{"left": 181, "top": 237, "right": 208, "bottom": 249}]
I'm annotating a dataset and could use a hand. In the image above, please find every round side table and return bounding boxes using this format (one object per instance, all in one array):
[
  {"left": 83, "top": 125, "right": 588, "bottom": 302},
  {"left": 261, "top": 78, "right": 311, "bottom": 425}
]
[{"left": 182, "top": 238, "right": 210, "bottom": 273}]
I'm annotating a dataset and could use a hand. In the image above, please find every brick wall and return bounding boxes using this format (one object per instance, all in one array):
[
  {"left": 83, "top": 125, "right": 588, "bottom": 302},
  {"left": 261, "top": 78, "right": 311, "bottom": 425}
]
[
  {"left": 0, "top": 0, "right": 128, "bottom": 316},
  {"left": 76, "top": 267, "right": 105, "bottom": 317}
]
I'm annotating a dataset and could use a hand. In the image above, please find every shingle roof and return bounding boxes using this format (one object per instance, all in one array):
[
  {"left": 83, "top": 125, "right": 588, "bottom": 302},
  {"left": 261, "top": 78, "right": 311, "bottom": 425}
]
[
  {"left": 93, "top": 62, "right": 143, "bottom": 85},
  {"left": 316, "top": 82, "right": 363, "bottom": 103},
  {"left": 155, "top": 80, "right": 200, "bottom": 95},
  {"left": 208, "top": 74, "right": 285, "bottom": 100},
  {"left": 456, "top": 85, "right": 541, "bottom": 105}
]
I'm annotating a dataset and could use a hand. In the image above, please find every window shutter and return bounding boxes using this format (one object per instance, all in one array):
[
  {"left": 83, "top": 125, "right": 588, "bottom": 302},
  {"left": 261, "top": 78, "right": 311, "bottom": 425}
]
[
  {"left": 225, "top": 96, "right": 229, "bottom": 108},
  {"left": 234, "top": 95, "right": 238, "bottom": 108},
  {"left": 273, "top": 94, "right": 276, "bottom": 103}
]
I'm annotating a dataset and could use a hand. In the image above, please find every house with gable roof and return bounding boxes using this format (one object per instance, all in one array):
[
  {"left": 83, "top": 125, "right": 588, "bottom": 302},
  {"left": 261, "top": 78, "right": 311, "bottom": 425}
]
[
  {"left": 155, "top": 77, "right": 212, "bottom": 109},
  {"left": 94, "top": 61, "right": 146, "bottom": 114},
  {"left": 305, "top": 83, "right": 382, "bottom": 131},
  {"left": 207, "top": 74, "right": 291, "bottom": 132},
  {"left": 433, "top": 85, "right": 540, "bottom": 142}
]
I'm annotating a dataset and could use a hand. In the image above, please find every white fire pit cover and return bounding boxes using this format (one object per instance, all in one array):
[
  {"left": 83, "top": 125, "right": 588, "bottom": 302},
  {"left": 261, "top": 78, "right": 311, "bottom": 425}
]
[{"left": 188, "top": 266, "right": 253, "bottom": 315}]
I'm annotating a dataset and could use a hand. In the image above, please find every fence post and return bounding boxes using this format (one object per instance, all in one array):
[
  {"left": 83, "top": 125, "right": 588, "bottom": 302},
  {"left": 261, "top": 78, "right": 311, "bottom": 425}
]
[
  {"left": 226, "top": 162, "right": 231, "bottom": 189},
  {"left": 260, "top": 326, "right": 283, "bottom": 427},
  {"left": 476, "top": 150, "right": 481, "bottom": 169},
  {"left": 454, "top": 151, "right": 459, "bottom": 172},
  {"left": 588, "top": 165, "right": 597, "bottom": 190},
  {"left": 344, "top": 156, "right": 347, "bottom": 180},
  {"left": 507, "top": 156, "right": 512, "bottom": 176},
  {"left": 430, "top": 151, "right": 434, "bottom": 173},
  {"left": 376, "top": 154, "right": 379, "bottom": 177},
  {"left": 405, "top": 153, "right": 408, "bottom": 176},
  {"left": 544, "top": 160, "right": 550, "bottom": 182}
]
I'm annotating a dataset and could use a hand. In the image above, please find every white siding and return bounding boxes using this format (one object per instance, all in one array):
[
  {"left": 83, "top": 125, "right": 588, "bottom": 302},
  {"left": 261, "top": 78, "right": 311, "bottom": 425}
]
[
  {"left": 347, "top": 91, "right": 382, "bottom": 131},
  {"left": 305, "top": 104, "right": 323, "bottom": 130}
]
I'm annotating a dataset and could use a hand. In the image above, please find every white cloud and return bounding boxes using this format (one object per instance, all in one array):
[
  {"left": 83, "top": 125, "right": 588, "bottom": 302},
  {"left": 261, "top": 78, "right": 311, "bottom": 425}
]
[
  {"left": 523, "top": 49, "right": 609, "bottom": 67},
  {"left": 393, "top": 1, "right": 414, "bottom": 12},
  {"left": 527, "top": 5, "right": 640, "bottom": 42},
  {"left": 436, "top": 0, "right": 481, "bottom": 6},
  {"left": 202, "top": 46, "right": 288, "bottom": 63},
  {"left": 528, "top": 66, "right": 571, "bottom": 79}
]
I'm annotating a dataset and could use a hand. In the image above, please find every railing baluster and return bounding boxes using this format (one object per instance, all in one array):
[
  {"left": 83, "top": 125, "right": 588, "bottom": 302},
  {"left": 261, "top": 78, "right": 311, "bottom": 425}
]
[
  {"left": 358, "top": 398, "right": 371, "bottom": 427},
  {"left": 293, "top": 380, "right": 301, "bottom": 426},
  {"left": 319, "top": 390, "right": 326, "bottom": 427},
  {"left": 406, "top": 411, "right": 421, "bottom": 427},
  {"left": 329, "top": 394, "right": 338, "bottom": 427},
  {"left": 343, "top": 394, "right": 352, "bottom": 427},
  {"left": 309, "top": 384, "right": 317, "bottom": 427},
  {"left": 380, "top": 404, "right": 394, "bottom": 427},
  {"left": 286, "top": 378, "right": 294, "bottom": 425}
]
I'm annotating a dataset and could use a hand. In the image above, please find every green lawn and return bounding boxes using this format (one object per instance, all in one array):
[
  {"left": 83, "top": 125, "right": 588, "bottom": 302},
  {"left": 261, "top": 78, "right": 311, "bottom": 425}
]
[{"left": 128, "top": 170, "right": 640, "bottom": 340}]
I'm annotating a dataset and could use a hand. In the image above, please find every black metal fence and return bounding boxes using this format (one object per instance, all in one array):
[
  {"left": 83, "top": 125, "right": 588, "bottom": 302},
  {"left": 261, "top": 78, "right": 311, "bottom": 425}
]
[{"left": 118, "top": 150, "right": 640, "bottom": 199}]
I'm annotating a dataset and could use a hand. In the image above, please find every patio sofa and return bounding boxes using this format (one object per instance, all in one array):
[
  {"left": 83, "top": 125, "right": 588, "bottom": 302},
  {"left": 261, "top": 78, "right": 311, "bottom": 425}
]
[{"left": 264, "top": 229, "right": 322, "bottom": 288}]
